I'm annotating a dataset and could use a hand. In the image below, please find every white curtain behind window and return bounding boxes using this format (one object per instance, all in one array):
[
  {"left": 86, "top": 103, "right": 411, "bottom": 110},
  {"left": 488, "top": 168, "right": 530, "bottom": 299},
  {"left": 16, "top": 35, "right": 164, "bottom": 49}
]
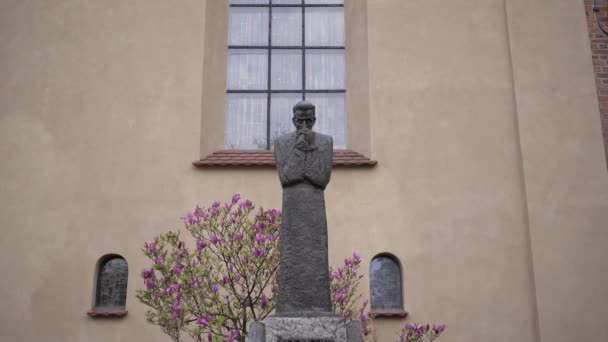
[
  {"left": 307, "top": 93, "right": 346, "bottom": 149},
  {"left": 226, "top": 1, "right": 346, "bottom": 150},
  {"left": 305, "top": 7, "right": 344, "bottom": 46},
  {"left": 225, "top": 94, "right": 268, "bottom": 150},
  {"left": 272, "top": 7, "right": 301, "bottom": 46},
  {"left": 271, "top": 50, "right": 302, "bottom": 90},
  {"left": 229, "top": 7, "right": 268, "bottom": 46},
  {"left": 227, "top": 49, "right": 268, "bottom": 90}
]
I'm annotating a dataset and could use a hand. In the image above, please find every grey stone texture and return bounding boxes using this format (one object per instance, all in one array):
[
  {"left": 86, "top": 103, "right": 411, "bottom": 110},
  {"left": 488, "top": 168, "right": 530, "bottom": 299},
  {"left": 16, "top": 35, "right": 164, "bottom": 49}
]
[
  {"left": 273, "top": 103, "right": 334, "bottom": 316},
  {"left": 251, "top": 316, "right": 352, "bottom": 342},
  {"left": 249, "top": 322, "right": 266, "bottom": 342},
  {"left": 345, "top": 321, "right": 364, "bottom": 342},
  {"left": 256, "top": 102, "right": 361, "bottom": 342}
]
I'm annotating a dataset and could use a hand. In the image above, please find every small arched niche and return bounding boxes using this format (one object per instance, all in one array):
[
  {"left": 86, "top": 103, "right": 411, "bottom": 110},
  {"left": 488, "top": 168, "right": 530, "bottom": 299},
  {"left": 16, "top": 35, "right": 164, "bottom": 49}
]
[
  {"left": 87, "top": 254, "right": 128, "bottom": 317},
  {"left": 369, "top": 253, "right": 407, "bottom": 317}
]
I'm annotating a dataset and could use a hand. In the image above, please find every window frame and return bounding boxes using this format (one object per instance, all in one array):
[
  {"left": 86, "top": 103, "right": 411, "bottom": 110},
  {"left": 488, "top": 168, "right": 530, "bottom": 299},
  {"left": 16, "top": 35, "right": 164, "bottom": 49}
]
[
  {"left": 368, "top": 253, "right": 408, "bottom": 318},
  {"left": 226, "top": 1, "right": 346, "bottom": 150},
  {"left": 87, "top": 254, "right": 128, "bottom": 318},
  {"left": 196, "top": 0, "right": 374, "bottom": 166}
]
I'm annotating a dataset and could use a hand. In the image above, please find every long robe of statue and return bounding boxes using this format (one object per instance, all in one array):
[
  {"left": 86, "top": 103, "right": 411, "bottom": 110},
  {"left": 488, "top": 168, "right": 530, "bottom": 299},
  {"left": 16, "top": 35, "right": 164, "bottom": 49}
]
[{"left": 273, "top": 101, "right": 334, "bottom": 316}]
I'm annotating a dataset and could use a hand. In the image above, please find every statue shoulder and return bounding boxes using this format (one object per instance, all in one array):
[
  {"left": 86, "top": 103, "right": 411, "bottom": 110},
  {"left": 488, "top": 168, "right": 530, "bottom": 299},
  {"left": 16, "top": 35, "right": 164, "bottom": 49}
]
[
  {"left": 314, "top": 132, "right": 333, "bottom": 147},
  {"left": 275, "top": 132, "right": 296, "bottom": 146}
]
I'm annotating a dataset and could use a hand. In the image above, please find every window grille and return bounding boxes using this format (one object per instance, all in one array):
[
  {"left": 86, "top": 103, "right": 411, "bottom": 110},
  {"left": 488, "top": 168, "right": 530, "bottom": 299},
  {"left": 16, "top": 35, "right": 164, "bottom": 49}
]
[
  {"left": 226, "top": 0, "right": 346, "bottom": 150},
  {"left": 95, "top": 256, "right": 128, "bottom": 309},
  {"left": 370, "top": 255, "right": 404, "bottom": 311}
]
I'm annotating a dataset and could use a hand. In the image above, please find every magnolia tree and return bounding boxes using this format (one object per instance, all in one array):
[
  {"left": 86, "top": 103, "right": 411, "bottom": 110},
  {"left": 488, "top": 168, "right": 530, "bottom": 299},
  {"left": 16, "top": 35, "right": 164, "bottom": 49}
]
[
  {"left": 397, "top": 323, "right": 446, "bottom": 342},
  {"left": 136, "top": 194, "right": 373, "bottom": 342},
  {"left": 137, "top": 195, "right": 445, "bottom": 342}
]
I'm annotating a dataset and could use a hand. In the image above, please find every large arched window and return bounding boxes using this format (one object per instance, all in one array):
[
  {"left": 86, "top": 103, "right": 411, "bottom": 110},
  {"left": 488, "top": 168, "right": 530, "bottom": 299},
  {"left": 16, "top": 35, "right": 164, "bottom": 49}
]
[
  {"left": 88, "top": 255, "right": 128, "bottom": 317},
  {"left": 369, "top": 253, "right": 407, "bottom": 317}
]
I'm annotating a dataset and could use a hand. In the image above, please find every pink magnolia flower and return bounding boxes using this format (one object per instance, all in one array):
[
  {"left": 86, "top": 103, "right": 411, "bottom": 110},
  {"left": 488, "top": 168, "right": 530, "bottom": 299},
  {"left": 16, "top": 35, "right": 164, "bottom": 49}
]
[
  {"left": 260, "top": 293, "right": 268, "bottom": 309},
  {"left": 197, "top": 314, "right": 213, "bottom": 326},
  {"left": 353, "top": 251, "right": 361, "bottom": 263},
  {"left": 197, "top": 239, "right": 207, "bottom": 252},
  {"left": 232, "top": 231, "right": 244, "bottom": 241},
  {"left": 172, "top": 264, "right": 184, "bottom": 276},
  {"left": 336, "top": 288, "right": 347, "bottom": 303},
  {"left": 172, "top": 301, "right": 182, "bottom": 316},
  {"left": 168, "top": 283, "right": 181, "bottom": 294},
  {"left": 239, "top": 199, "right": 253, "bottom": 210},
  {"left": 227, "top": 330, "right": 241, "bottom": 342},
  {"left": 335, "top": 267, "right": 344, "bottom": 280},
  {"left": 433, "top": 324, "right": 446, "bottom": 334},
  {"left": 144, "top": 278, "right": 155, "bottom": 289},
  {"left": 148, "top": 242, "right": 157, "bottom": 255},
  {"left": 186, "top": 213, "right": 199, "bottom": 225},
  {"left": 141, "top": 268, "right": 154, "bottom": 278},
  {"left": 177, "top": 248, "right": 189, "bottom": 259},
  {"left": 253, "top": 248, "right": 265, "bottom": 258}
]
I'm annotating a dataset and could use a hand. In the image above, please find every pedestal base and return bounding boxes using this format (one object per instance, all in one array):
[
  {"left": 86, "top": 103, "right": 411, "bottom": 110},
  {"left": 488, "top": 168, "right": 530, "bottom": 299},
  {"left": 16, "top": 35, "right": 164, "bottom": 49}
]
[{"left": 250, "top": 316, "right": 362, "bottom": 342}]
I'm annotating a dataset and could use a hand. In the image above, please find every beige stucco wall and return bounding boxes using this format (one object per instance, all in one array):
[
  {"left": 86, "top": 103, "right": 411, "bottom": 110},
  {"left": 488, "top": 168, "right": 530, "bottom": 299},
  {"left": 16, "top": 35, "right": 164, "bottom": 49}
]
[
  {"left": 0, "top": 1, "right": 606, "bottom": 342},
  {"left": 507, "top": 1, "right": 608, "bottom": 341}
]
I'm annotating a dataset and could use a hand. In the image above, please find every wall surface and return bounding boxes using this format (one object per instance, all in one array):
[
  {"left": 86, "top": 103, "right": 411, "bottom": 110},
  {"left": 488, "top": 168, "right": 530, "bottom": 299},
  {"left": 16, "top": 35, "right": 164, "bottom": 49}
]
[
  {"left": 364, "top": 0, "right": 537, "bottom": 341},
  {"left": 0, "top": 1, "right": 208, "bottom": 341},
  {"left": 507, "top": 0, "right": 608, "bottom": 341},
  {"left": 0, "top": 1, "right": 606, "bottom": 342}
]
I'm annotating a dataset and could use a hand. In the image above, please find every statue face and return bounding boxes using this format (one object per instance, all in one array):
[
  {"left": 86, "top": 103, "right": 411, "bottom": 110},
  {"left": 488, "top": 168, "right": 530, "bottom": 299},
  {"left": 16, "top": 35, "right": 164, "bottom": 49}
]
[{"left": 292, "top": 109, "right": 316, "bottom": 130}]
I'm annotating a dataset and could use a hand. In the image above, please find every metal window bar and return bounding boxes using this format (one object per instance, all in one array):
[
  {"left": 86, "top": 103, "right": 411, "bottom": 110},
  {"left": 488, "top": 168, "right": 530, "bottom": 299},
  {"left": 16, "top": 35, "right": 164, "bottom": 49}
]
[
  {"left": 228, "top": 45, "right": 344, "bottom": 49},
  {"left": 267, "top": 2, "right": 272, "bottom": 149},
  {"left": 228, "top": 0, "right": 345, "bottom": 150},
  {"left": 230, "top": 4, "right": 344, "bottom": 8},
  {"left": 227, "top": 89, "right": 346, "bottom": 93}
]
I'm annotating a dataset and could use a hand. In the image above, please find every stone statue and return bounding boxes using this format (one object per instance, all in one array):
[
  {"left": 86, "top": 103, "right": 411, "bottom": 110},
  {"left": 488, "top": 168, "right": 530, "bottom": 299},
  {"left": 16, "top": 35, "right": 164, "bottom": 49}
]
[
  {"left": 274, "top": 101, "right": 333, "bottom": 316},
  {"left": 249, "top": 101, "right": 361, "bottom": 341}
]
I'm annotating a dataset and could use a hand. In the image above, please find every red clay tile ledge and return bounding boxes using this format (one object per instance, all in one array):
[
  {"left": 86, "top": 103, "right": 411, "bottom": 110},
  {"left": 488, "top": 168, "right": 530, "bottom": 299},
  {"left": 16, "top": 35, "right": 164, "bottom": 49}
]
[
  {"left": 87, "top": 308, "right": 128, "bottom": 318},
  {"left": 369, "top": 310, "right": 409, "bottom": 318},
  {"left": 193, "top": 150, "right": 377, "bottom": 167}
]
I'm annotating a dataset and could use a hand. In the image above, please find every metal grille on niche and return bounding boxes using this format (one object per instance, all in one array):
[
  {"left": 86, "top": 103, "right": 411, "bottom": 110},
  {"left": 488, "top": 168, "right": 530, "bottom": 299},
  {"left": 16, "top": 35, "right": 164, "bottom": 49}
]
[
  {"left": 369, "top": 255, "right": 403, "bottom": 311},
  {"left": 96, "top": 257, "right": 128, "bottom": 308}
]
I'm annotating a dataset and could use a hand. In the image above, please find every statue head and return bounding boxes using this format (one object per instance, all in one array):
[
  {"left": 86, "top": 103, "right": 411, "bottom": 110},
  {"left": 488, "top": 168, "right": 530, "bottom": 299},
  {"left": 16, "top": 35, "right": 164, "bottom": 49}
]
[{"left": 292, "top": 101, "right": 316, "bottom": 131}]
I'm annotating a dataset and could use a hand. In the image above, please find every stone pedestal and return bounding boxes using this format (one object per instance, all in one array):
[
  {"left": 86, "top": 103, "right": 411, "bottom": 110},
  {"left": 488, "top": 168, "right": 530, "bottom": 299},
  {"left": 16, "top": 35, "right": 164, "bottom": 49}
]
[{"left": 249, "top": 317, "right": 362, "bottom": 342}]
